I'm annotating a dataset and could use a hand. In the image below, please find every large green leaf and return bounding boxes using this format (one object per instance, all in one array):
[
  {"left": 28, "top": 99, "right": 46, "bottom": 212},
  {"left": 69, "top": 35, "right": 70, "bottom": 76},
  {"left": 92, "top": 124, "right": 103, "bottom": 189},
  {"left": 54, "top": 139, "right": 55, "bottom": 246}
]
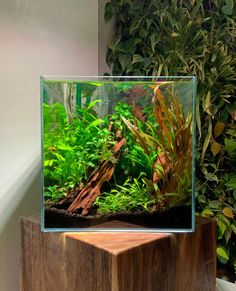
[
  {"left": 221, "top": 0, "right": 234, "bottom": 15},
  {"left": 217, "top": 246, "right": 229, "bottom": 264},
  {"left": 224, "top": 139, "right": 236, "bottom": 153},
  {"left": 225, "top": 177, "right": 236, "bottom": 189},
  {"left": 105, "top": 2, "right": 113, "bottom": 22}
]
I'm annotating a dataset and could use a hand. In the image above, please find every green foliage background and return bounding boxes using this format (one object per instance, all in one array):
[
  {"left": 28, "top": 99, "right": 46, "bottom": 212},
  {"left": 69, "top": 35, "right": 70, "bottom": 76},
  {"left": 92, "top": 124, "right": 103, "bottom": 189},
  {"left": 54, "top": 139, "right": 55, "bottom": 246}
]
[{"left": 104, "top": 0, "right": 236, "bottom": 275}]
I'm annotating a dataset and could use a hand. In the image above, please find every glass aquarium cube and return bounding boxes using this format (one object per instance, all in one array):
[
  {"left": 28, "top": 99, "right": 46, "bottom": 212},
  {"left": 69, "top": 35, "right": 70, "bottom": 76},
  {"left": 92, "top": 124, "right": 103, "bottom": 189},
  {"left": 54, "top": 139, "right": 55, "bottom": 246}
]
[{"left": 41, "top": 76, "right": 197, "bottom": 232}]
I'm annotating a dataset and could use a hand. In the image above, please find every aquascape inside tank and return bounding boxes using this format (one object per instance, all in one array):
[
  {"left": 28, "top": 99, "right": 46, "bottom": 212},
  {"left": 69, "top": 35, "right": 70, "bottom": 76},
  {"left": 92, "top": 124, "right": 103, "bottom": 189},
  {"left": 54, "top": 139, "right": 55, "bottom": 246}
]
[{"left": 41, "top": 76, "right": 196, "bottom": 231}]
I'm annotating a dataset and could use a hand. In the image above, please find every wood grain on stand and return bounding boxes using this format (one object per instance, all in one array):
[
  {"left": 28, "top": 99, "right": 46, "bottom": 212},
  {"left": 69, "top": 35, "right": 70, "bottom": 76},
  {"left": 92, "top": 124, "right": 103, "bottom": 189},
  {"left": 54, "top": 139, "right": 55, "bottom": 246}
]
[{"left": 20, "top": 216, "right": 216, "bottom": 291}]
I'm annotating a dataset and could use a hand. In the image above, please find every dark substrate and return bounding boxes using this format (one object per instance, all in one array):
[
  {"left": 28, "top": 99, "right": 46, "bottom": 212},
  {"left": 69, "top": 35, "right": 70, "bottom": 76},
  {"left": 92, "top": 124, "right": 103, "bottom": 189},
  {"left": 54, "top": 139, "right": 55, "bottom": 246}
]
[{"left": 44, "top": 205, "right": 192, "bottom": 230}]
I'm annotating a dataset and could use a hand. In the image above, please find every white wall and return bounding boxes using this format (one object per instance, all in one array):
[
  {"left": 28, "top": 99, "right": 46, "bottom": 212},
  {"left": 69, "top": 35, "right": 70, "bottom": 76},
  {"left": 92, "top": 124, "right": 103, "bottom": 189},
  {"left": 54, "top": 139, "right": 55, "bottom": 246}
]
[{"left": 0, "top": 0, "right": 98, "bottom": 290}]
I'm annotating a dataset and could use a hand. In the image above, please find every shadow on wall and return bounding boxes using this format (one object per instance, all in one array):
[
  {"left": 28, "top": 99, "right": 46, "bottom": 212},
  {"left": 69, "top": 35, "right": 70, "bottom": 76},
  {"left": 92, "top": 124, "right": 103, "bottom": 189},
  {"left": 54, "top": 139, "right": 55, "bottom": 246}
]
[
  {"left": 0, "top": 156, "right": 41, "bottom": 291},
  {"left": 0, "top": 153, "right": 41, "bottom": 233}
]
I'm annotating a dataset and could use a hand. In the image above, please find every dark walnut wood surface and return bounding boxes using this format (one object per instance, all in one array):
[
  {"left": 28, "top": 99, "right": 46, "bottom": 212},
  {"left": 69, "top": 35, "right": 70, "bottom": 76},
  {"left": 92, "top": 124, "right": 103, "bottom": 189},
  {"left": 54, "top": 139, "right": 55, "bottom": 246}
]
[{"left": 20, "top": 216, "right": 216, "bottom": 291}]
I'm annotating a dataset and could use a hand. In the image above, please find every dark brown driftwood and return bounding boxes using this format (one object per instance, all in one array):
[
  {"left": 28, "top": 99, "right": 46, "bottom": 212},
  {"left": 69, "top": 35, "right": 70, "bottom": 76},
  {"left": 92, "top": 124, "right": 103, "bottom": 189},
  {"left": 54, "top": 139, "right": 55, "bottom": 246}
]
[{"left": 67, "top": 138, "right": 126, "bottom": 215}]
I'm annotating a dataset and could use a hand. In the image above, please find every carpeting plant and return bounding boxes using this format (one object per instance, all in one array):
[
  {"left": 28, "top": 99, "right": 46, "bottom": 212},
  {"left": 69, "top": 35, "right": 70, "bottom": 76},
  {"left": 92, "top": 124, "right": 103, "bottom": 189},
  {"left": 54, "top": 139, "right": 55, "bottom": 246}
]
[{"left": 94, "top": 174, "right": 157, "bottom": 214}]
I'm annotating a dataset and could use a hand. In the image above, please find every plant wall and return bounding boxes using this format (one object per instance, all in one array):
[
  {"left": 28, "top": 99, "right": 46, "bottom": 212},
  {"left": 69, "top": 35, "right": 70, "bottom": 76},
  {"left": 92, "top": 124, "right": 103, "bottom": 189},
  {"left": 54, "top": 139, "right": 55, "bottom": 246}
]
[{"left": 104, "top": 0, "right": 236, "bottom": 276}]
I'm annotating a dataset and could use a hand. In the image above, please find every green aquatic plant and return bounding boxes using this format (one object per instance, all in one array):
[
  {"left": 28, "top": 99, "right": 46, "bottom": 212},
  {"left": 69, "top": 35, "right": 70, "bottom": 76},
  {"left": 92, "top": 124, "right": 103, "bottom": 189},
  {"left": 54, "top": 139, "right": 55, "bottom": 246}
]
[
  {"left": 44, "top": 87, "right": 192, "bottom": 216},
  {"left": 44, "top": 185, "right": 67, "bottom": 203},
  {"left": 43, "top": 101, "right": 115, "bottom": 199},
  {"left": 110, "top": 101, "right": 158, "bottom": 182},
  {"left": 94, "top": 174, "right": 157, "bottom": 214}
]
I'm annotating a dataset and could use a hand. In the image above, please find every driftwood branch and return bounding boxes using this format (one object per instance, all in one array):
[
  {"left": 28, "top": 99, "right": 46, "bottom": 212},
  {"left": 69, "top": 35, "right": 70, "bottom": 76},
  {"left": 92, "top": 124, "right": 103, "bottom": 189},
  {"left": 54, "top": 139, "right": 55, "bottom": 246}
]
[{"left": 67, "top": 138, "right": 126, "bottom": 215}]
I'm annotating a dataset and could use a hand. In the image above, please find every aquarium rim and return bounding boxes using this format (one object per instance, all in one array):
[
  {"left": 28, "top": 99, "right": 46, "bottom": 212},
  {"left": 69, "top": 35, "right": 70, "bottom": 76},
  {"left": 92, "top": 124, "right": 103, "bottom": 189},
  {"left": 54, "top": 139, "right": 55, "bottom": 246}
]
[
  {"left": 41, "top": 227, "right": 194, "bottom": 233},
  {"left": 41, "top": 75, "right": 197, "bottom": 83},
  {"left": 41, "top": 75, "right": 197, "bottom": 233}
]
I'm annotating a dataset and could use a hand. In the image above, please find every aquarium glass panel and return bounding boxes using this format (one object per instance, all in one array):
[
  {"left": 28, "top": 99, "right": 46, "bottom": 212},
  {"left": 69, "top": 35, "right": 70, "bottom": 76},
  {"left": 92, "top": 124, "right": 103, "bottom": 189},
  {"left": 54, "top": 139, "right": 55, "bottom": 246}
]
[{"left": 41, "top": 76, "right": 197, "bottom": 232}]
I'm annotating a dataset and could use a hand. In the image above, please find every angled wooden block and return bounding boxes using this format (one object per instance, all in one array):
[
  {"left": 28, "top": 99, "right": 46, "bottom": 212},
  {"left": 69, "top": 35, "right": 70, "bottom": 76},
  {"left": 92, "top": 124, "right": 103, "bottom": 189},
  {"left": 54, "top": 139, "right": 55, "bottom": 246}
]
[{"left": 20, "top": 216, "right": 216, "bottom": 291}]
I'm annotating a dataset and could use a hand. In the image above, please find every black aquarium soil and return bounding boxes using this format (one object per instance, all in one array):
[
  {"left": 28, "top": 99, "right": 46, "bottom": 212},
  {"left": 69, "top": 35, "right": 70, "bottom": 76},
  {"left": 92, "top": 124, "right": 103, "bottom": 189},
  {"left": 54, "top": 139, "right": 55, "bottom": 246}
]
[{"left": 44, "top": 205, "right": 192, "bottom": 230}]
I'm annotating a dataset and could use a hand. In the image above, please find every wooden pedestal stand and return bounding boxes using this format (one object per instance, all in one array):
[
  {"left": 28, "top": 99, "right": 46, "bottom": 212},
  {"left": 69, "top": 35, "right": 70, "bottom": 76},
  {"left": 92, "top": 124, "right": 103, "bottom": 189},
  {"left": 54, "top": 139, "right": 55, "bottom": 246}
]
[{"left": 20, "top": 216, "right": 216, "bottom": 291}]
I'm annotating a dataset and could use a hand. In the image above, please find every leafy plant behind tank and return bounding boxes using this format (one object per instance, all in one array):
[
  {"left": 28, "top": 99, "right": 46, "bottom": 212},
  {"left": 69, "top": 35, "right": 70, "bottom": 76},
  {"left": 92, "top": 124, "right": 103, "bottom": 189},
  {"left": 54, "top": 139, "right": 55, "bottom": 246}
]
[
  {"left": 104, "top": 0, "right": 236, "bottom": 273},
  {"left": 43, "top": 82, "right": 192, "bottom": 216}
]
